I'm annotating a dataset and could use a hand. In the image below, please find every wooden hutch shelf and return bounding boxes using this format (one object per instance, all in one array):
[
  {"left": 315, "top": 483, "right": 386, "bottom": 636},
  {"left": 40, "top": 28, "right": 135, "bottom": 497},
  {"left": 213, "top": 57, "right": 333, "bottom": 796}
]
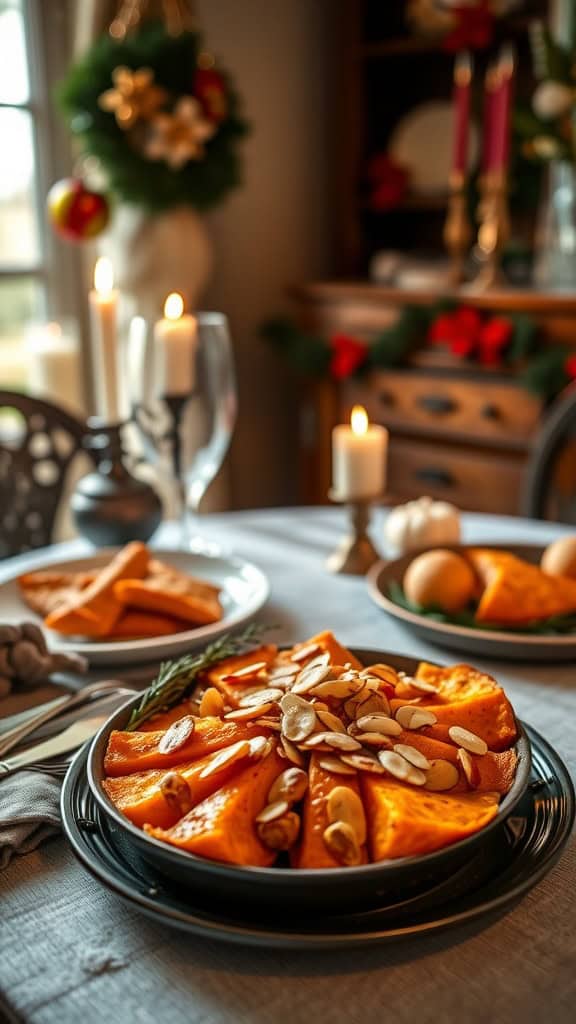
[{"left": 292, "top": 283, "right": 575, "bottom": 515}]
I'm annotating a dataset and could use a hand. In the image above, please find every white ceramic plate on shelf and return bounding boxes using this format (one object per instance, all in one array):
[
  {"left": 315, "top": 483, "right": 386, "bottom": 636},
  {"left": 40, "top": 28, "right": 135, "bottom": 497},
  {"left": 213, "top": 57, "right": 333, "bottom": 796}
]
[
  {"left": 388, "top": 101, "right": 479, "bottom": 193},
  {"left": 0, "top": 546, "right": 269, "bottom": 666}
]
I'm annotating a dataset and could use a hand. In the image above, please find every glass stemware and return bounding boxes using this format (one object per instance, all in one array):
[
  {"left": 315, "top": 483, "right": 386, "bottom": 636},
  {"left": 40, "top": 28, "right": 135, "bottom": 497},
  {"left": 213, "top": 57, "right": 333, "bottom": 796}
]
[{"left": 131, "top": 311, "right": 237, "bottom": 547}]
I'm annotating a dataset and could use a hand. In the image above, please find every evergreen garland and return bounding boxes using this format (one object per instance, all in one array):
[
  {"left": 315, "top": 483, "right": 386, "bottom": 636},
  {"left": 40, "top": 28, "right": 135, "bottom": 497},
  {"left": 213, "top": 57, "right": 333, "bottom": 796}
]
[{"left": 58, "top": 21, "right": 248, "bottom": 212}]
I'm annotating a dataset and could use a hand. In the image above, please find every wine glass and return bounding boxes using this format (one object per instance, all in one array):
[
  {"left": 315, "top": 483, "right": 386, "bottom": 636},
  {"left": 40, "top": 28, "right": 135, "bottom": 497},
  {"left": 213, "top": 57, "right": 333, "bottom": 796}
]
[{"left": 131, "top": 311, "right": 237, "bottom": 547}]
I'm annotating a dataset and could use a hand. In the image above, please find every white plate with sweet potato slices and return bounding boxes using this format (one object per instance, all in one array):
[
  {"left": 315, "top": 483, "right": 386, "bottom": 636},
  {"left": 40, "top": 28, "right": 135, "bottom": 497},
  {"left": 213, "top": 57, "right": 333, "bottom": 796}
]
[{"left": 0, "top": 546, "right": 269, "bottom": 665}]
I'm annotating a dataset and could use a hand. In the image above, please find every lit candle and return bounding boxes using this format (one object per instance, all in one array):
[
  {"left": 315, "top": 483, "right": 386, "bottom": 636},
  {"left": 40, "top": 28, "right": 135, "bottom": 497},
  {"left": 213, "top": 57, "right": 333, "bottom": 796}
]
[
  {"left": 89, "top": 257, "right": 120, "bottom": 420},
  {"left": 154, "top": 292, "right": 197, "bottom": 396},
  {"left": 491, "top": 46, "right": 515, "bottom": 176},
  {"left": 27, "top": 322, "right": 83, "bottom": 414},
  {"left": 452, "top": 52, "right": 473, "bottom": 181},
  {"left": 332, "top": 405, "right": 388, "bottom": 501}
]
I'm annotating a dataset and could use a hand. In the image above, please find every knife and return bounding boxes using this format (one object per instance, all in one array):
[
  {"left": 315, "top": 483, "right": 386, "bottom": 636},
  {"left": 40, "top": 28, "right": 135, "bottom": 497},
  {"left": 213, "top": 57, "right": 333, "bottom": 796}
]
[{"left": 0, "top": 715, "right": 106, "bottom": 777}]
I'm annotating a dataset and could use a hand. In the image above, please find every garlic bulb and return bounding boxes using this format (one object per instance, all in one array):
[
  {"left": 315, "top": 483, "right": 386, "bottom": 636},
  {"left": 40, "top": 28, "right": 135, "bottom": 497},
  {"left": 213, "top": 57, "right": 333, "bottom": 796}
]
[{"left": 385, "top": 496, "right": 461, "bottom": 556}]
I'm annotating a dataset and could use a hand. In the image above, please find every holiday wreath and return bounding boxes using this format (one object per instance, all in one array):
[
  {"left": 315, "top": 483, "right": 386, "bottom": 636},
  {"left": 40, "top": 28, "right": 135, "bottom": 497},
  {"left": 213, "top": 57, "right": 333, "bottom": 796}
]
[
  {"left": 58, "top": 21, "right": 248, "bottom": 213},
  {"left": 263, "top": 302, "right": 576, "bottom": 401}
]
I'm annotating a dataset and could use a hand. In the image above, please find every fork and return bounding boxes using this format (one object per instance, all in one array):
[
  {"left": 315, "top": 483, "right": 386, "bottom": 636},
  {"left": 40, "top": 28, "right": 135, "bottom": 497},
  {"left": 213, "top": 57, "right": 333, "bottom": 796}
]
[
  {"left": 0, "top": 680, "right": 136, "bottom": 758},
  {"left": 19, "top": 757, "right": 74, "bottom": 779}
]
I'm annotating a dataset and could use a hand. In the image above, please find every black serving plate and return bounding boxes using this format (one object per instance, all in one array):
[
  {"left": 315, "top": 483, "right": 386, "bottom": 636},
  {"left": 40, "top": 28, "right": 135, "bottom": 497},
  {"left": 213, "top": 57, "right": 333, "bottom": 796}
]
[
  {"left": 367, "top": 544, "right": 576, "bottom": 662},
  {"left": 62, "top": 723, "right": 574, "bottom": 950},
  {"left": 85, "top": 649, "right": 531, "bottom": 913}
]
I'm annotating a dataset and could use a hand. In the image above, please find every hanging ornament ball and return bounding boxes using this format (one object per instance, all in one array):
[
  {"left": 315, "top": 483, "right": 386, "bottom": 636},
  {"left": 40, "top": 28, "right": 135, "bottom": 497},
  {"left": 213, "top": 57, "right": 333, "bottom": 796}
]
[
  {"left": 532, "top": 81, "right": 574, "bottom": 122},
  {"left": 47, "top": 177, "right": 110, "bottom": 242}
]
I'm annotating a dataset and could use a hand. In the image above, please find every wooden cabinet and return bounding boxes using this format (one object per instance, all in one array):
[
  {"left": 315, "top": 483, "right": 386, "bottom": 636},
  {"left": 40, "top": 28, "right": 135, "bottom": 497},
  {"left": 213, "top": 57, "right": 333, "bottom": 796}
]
[{"left": 292, "top": 283, "right": 576, "bottom": 515}]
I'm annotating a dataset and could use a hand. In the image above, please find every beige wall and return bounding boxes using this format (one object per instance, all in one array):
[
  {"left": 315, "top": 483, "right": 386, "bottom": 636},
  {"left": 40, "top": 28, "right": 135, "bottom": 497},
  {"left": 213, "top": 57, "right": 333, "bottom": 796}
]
[{"left": 197, "top": 0, "right": 334, "bottom": 509}]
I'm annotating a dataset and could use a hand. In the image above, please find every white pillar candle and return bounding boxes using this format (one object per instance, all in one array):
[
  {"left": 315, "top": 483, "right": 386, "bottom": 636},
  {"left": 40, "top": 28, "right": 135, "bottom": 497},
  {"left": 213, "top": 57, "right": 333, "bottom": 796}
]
[
  {"left": 154, "top": 292, "right": 197, "bottom": 396},
  {"left": 332, "top": 405, "right": 388, "bottom": 500},
  {"left": 89, "top": 257, "right": 120, "bottom": 421},
  {"left": 27, "top": 322, "right": 83, "bottom": 414}
]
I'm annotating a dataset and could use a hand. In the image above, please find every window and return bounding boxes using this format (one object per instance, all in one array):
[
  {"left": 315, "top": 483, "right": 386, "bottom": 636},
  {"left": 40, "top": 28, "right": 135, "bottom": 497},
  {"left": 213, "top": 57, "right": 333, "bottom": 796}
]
[{"left": 0, "top": 0, "right": 81, "bottom": 390}]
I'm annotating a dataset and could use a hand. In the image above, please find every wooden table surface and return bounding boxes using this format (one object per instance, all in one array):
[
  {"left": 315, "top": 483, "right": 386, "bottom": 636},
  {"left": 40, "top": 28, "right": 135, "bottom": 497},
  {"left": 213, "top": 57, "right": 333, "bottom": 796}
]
[{"left": 1, "top": 508, "right": 575, "bottom": 1024}]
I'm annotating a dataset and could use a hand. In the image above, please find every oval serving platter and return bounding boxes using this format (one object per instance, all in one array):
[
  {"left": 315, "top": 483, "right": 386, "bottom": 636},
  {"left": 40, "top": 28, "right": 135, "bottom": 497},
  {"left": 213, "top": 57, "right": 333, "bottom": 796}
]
[
  {"left": 62, "top": 722, "right": 573, "bottom": 950},
  {"left": 85, "top": 648, "right": 531, "bottom": 914},
  {"left": 367, "top": 544, "right": 576, "bottom": 662},
  {"left": 0, "top": 545, "right": 269, "bottom": 666}
]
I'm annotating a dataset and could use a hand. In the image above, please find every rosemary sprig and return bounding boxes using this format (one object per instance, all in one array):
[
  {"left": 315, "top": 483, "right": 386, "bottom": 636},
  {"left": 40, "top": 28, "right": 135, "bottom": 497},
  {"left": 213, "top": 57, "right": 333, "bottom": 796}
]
[{"left": 127, "top": 623, "right": 267, "bottom": 730}]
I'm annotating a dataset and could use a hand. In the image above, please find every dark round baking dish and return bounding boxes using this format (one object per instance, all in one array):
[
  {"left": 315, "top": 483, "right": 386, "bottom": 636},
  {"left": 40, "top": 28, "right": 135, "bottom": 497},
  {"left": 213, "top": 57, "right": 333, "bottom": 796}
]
[{"left": 86, "top": 648, "right": 531, "bottom": 914}]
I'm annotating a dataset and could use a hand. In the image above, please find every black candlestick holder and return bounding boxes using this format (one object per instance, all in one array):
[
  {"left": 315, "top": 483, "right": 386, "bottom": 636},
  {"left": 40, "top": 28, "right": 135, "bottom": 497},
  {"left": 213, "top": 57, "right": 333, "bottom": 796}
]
[
  {"left": 326, "top": 490, "right": 382, "bottom": 575},
  {"left": 71, "top": 418, "right": 163, "bottom": 547}
]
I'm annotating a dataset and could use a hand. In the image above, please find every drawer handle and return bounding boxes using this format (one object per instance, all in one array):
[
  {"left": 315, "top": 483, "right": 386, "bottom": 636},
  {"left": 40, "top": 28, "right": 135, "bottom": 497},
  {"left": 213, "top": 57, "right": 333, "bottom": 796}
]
[
  {"left": 417, "top": 395, "right": 456, "bottom": 415},
  {"left": 415, "top": 467, "right": 455, "bottom": 488}
]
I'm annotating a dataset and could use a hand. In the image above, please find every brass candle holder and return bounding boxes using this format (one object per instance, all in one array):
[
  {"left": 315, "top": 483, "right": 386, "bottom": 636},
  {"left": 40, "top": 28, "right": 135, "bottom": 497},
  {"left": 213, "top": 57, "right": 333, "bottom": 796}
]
[
  {"left": 444, "top": 172, "right": 473, "bottom": 286},
  {"left": 326, "top": 491, "right": 382, "bottom": 575},
  {"left": 469, "top": 172, "right": 510, "bottom": 292}
]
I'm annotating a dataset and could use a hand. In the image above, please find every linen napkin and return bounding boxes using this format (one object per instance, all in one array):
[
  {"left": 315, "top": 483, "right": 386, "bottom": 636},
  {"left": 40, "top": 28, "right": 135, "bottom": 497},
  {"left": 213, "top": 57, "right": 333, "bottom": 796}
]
[{"left": 0, "top": 769, "right": 61, "bottom": 869}]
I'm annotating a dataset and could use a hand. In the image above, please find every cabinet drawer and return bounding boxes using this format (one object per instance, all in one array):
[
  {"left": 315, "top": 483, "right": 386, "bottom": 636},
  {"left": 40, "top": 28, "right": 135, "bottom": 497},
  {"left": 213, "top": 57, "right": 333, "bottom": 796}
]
[
  {"left": 345, "top": 372, "right": 542, "bottom": 446},
  {"left": 387, "top": 440, "right": 525, "bottom": 515}
]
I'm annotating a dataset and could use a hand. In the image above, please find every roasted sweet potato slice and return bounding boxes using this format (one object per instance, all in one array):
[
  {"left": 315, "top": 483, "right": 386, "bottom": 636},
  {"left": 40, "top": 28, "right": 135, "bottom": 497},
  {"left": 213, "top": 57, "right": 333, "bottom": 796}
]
[
  {"left": 106, "top": 611, "right": 190, "bottom": 639},
  {"left": 362, "top": 778, "right": 500, "bottom": 860},
  {"left": 291, "top": 754, "right": 368, "bottom": 869},
  {"left": 393, "top": 730, "right": 517, "bottom": 794},
  {"left": 468, "top": 548, "right": 576, "bottom": 625},
  {"left": 289, "top": 630, "right": 363, "bottom": 671},
  {"left": 103, "top": 717, "right": 267, "bottom": 776},
  {"left": 203, "top": 644, "right": 278, "bottom": 707},
  {"left": 103, "top": 741, "right": 259, "bottom": 828},
  {"left": 406, "top": 663, "right": 518, "bottom": 751},
  {"left": 45, "top": 541, "right": 149, "bottom": 637},
  {"left": 113, "top": 579, "right": 222, "bottom": 626},
  {"left": 145, "top": 749, "right": 285, "bottom": 866}
]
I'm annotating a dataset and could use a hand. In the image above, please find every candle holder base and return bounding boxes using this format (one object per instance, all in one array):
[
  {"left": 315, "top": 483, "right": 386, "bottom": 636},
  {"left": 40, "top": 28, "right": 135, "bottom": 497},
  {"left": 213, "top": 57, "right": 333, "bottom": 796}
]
[{"left": 326, "top": 494, "right": 382, "bottom": 576}]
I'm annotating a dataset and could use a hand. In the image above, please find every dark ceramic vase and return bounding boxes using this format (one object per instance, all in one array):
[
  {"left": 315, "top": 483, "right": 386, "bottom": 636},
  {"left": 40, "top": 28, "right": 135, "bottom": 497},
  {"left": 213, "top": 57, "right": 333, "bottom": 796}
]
[{"left": 72, "top": 420, "right": 162, "bottom": 547}]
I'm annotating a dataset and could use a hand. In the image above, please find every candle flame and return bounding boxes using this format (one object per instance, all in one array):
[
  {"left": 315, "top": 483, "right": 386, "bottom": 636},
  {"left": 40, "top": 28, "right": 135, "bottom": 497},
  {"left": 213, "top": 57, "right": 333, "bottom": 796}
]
[
  {"left": 351, "top": 405, "right": 368, "bottom": 436},
  {"left": 164, "top": 292, "right": 184, "bottom": 320},
  {"left": 94, "top": 257, "right": 114, "bottom": 294}
]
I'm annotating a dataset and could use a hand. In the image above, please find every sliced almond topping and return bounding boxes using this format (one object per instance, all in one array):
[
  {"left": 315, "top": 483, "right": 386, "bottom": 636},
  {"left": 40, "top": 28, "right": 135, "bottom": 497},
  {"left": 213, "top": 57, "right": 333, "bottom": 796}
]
[
  {"left": 318, "top": 756, "right": 358, "bottom": 776},
  {"left": 340, "top": 752, "right": 385, "bottom": 774},
  {"left": 158, "top": 715, "right": 195, "bottom": 754},
  {"left": 457, "top": 747, "right": 479, "bottom": 787},
  {"left": 309, "top": 678, "right": 364, "bottom": 700},
  {"left": 268, "top": 664, "right": 298, "bottom": 682},
  {"left": 326, "top": 786, "right": 367, "bottom": 845},
  {"left": 248, "top": 735, "right": 274, "bottom": 759},
  {"left": 393, "top": 743, "right": 431, "bottom": 770},
  {"left": 362, "top": 663, "right": 399, "bottom": 686},
  {"left": 353, "top": 691, "right": 391, "bottom": 719},
  {"left": 268, "top": 766, "right": 308, "bottom": 805},
  {"left": 424, "top": 758, "right": 460, "bottom": 792},
  {"left": 378, "top": 750, "right": 426, "bottom": 786},
  {"left": 238, "top": 687, "right": 284, "bottom": 708},
  {"left": 356, "top": 714, "right": 402, "bottom": 737},
  {"left": 159, "top": 772, "right": 193, "bottom": 816},
  {"left": 323, "top": 820, "right": 362, "bottom": 866},
  {"left": 448, "top": 726, "right": 488, "bottom": 755},
  {"left": 324, "top": 732, "right": 362, "bottom": 752},
  {"left": 224, "top": 704, "right": 274, "bottom": 721},
  {"left": 355, "top": 731, "right": 393, "bottom": 748},
  {"left": 281, "top": 696, "right": 317, "bottom": 742},
  {"left": 299, "top": 652, "right": 331, "bottom": 672},
  {"left": 257, "top": 811, "right": 300, "bottom": 850},
  {"left": 198, "top": 740, "right": 251, "bottom": 779},
  {"left": 256, "top": 718, "right": 282, "bottom": 732},
  {"left": 395, "top": 706, "right": 437, "bottom": 730},
  {"left": 291, "top": 663, "right": 331, "bottom": 695},
  {"left": 290, "top": 643, "right": 321, "bottom": 663},
  {"left": 316, "top": 709, "right": 347, "bottom": 733},
  {"left": 281, "top": 735, "right": 306, "bottom": 767},
  {"left": 198, "top": 687, "right": 225, "bottom": 718},
  {"left": 399, "top": 675, "right": 438, "bottom": 694},
  {"left": 224, "top": 661, "right": 268, "bottom": 680},
  {"left": 255, "top": 799, "right": 290, "bottom": 824}
]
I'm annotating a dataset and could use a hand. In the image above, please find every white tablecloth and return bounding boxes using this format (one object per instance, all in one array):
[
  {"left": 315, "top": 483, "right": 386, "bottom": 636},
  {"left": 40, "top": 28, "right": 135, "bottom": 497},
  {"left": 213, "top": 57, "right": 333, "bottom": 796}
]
[{"left": 1, "top": 508, "right": 575, "bottom": 1024}]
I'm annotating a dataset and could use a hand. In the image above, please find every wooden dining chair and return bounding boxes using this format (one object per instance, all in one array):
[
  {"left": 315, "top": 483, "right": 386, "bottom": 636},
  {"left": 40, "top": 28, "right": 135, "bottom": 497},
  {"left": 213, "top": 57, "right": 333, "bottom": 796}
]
[
  {"left": 0, "top": 390, "right": 93, "bottom": 558},
  {"left": 523, "top": 383, "right": 576, "bottom": 524}
]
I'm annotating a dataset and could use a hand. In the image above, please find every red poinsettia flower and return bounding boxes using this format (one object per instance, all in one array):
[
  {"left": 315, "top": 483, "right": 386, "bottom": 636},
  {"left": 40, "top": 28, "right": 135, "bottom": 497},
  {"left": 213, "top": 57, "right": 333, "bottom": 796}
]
[
  {"left": 442, "top": 1, "right": 494, "bottom": 53},
  {"left": 329, "top": 334, "right": 369, "bottom": 379},
  {"left": 367, "top": 153, "right": 410, "bottom": 211},
  {"left": 194, "top": 67, "right": 227, "bottom": 123},
  {"left": 428, "top": 307, "right": 482, "bottom": 358},
  {"left": 565, "top": 354, "right": 576, "bottom": 380},
  {"left": 478, "top": 316, "right": 514, "bottom": 366}
]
